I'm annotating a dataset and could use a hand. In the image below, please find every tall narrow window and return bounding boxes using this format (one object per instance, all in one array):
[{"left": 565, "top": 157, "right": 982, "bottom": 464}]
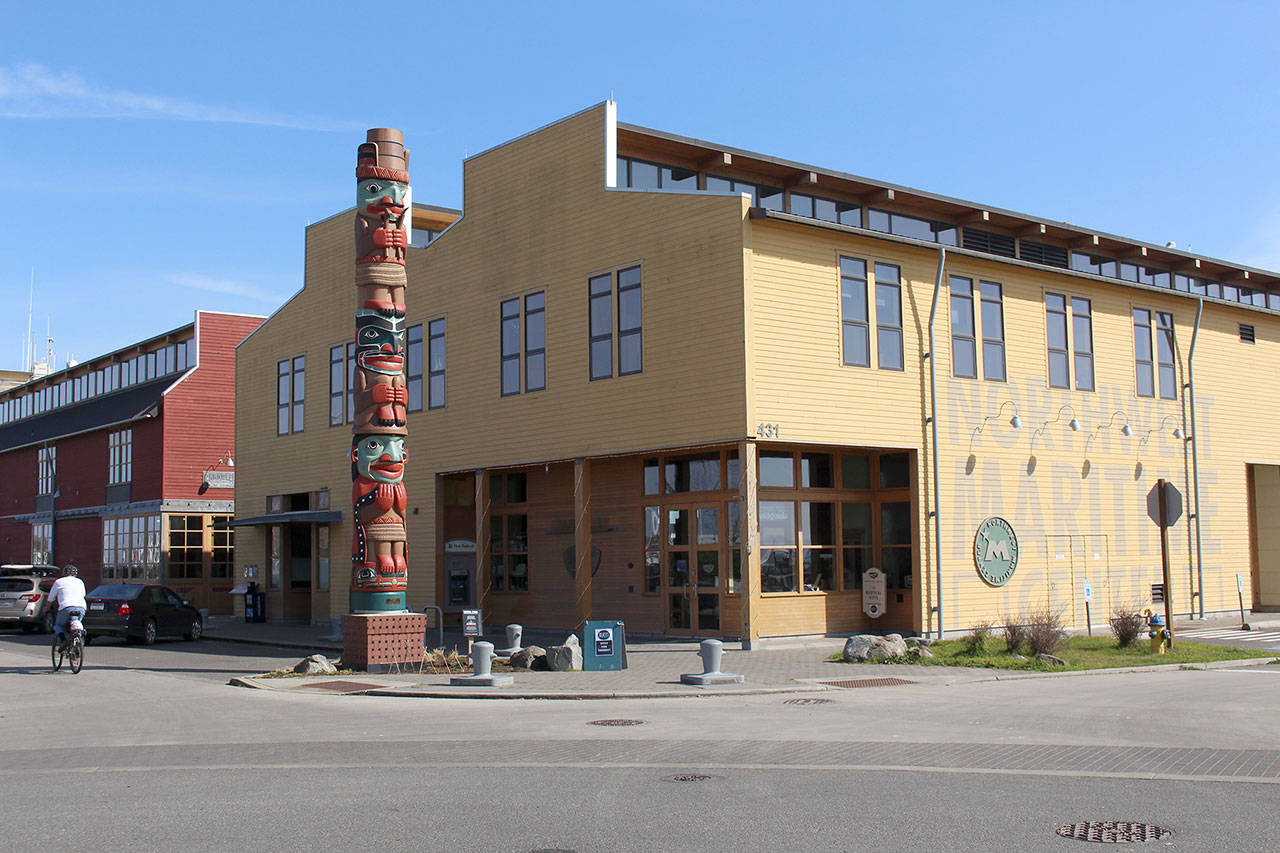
[
  {"left": 291, "top": 356, "right": 305, "bottom": 432},
  {"left": 428, "top": 318, "right": 446, "bottom": 409},
  {"left": 1071, "top": 297, "right": 1094, "bottom": 391},
  {"left": 501, "top": 298, "right": 521, "bottom": 395},
  {"left": 108, "top": 429, "right": 132, "bottom": 484},
  {"left": 1155, "top": 311, "right": 1176, "bottom": 399},
  {"left": 345, "top": 342, "right": 356, "bottom": 424},
  {"left": 500, "top": 294, "right": 545, "bottom": 395},
  {"left": 167, "top": 515, "right": 204, "bottom": 579},
  {"left": 37, "top": 445, "right": 56, "bottom": 495},
  {"left": 1133, "top": 308, "right": 1155, "bottom": 398},
  {"left": 525, "top": 292, "right": 546, "bottom": 391},
  {"left": 406, "top": 323, "right": 424, "bottom": 412},
  {"left": 617, "top": 266, "right": 642, "bottom": 375},
  {"left": 949, "top": 275, "right": 976, "bottom": 378},
  {"left": 589, "top": 273, "right": 614, "bottom": 380},
  {"left": 840, "top": 256, "right": 870, "bottom": 367},
  {"left": 980, "top": 280, "right": 1006, "bottom": 381},
  {"left": 874, "top": 263, "right": 903, "bottom": 371},
  {"left": 329, "top": 344, "right": 346, "bottom": 427},
  {"left": 277, "top": 359, "right": 290, "bottom": 435},
  {"left": 1045, "top": 293, "right": 1070, "bottom": 389}
]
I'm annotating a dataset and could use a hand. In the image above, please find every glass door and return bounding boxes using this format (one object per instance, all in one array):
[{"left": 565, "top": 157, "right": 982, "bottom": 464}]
[{"left": 664, "top": 504, "right": 722, "bottom": 635}]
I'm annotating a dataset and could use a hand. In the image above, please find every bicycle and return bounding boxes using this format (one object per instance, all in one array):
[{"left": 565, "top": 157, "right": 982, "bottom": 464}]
[{"left": 51, "top": 615, "right": 84, "bottom": 674}]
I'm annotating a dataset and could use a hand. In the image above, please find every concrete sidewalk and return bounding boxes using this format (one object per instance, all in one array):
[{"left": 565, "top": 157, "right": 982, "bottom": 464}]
[{"left": 209, "top": 609, "right": 1279, "bottom": 699}]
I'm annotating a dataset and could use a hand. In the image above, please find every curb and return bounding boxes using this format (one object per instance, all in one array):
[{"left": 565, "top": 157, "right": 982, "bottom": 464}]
[
  {"left": 227, "top": 674, "right": 830, "bottom": 699},
  {"left": 204, "top": 633, "right": 342, "bottom": 653}
]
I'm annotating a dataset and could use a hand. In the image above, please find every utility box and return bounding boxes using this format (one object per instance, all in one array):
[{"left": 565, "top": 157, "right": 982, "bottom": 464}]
[{"left": 584, "top": 620, "right": 627, "bottom": 671}]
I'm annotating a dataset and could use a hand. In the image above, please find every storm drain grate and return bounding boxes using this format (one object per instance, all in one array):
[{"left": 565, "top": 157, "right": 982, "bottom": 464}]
[
  {"left": 820, "top": 677, "right": 916, "bottom": 689},
  {"left": 784, "top": 697, "right": 834, "bottom": 706},
  {"left": 587, "top": 719, "right": 645, "bottom": 727},
  {"left": 1055, "top": 821, "right": 1172, "bottom": 843},
  {"left": 298, "top": 680, "right": 383, "bottom": 692},
  {"left": 666, "top": 774, "right": 717, "bottom": 782}
]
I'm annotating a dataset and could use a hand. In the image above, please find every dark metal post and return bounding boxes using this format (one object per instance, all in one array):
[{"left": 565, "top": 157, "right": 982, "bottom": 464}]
[{"left": 1157, "top": 479, "right": 1175, "bottom": 648}]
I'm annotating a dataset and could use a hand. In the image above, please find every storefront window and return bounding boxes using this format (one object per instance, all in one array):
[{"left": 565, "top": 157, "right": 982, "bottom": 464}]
[
  {"left": 760, "top": 501, "right": 797, "bottom": 592},
  {"left": 664, "top": 453, "right": 721, "bottom": 492},
  {"left": 801, "top": 453, "right": 833, "bottom": 488},
  {"left": 880, "top": 501, "right": 913, "bottom": 588},
  {"left": 759, "top": 451, "right": 794, "bottom": 487},
  {"left": 841, "top": 453, "right": 871, "bottom": 489},
  {"left": 879, "top": 452, "right": 910, "bottom": 489}
]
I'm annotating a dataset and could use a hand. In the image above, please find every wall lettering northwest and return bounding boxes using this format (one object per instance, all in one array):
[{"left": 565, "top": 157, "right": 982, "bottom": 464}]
[{"left": 974, "top": 516, "right": 1018, "bottom": 586}]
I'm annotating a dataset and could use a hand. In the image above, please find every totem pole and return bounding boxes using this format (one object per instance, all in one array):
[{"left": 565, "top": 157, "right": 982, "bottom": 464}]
[{"left": 350, "top": 129, "right": 410, "bottom": 613}]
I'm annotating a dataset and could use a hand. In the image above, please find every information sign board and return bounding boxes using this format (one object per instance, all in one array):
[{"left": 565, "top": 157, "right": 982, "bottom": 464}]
[
  {"left": 862, "top": 568, "right": 886, "bottom": 618},
  {"left": 584, "top": 620, "right": 627, "bottom": 670},
  {"left": 1082, "top": 579, "right": 1092, "bottom": 603},
  {"left": 461, "top": 609, "right": 483, "bottom": 637}
]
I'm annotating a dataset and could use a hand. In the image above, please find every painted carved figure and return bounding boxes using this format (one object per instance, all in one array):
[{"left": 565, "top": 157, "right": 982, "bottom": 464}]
[
  {"left": 350, "top": 128, "right": 411, "bottom": 613},
  {"left": 352, "top": 309, "right": 407, "bottom": 431},
  {"left": 350, "top": 434, "right": 409, "bottom": 594}
]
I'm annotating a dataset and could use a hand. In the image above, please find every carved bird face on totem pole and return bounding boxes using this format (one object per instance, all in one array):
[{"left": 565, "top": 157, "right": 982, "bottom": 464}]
[
  {"left": 351, "top": 434, "right": 408, "bottom": 484},
  {"left": 357, "top": 178, "right": 408, "bottom": 224},
  {"left": 355, "top": 310, "right": 405, "bottom": 374}
]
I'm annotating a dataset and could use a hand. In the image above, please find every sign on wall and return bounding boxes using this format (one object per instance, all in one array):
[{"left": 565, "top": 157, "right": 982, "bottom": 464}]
[
  {"left": 202, "top": 470, "right": 235, "bottom": 489},
  {"left": 974, "top": 517, "right": 1019, "bottom": 586},
  {"left": 862, "top": 568, "right": 886, "bottom": 618}
]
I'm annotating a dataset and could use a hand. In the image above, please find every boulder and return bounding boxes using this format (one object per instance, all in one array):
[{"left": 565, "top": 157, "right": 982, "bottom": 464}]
[
  {"left": 908, "top": 645, "right": 933, "bottom": 659},
  {"left": 546, "top": 641, "right": 582, "bottom": 671},
  {"left": 293, "top": 654, "right": 337, "bottom": 675},
  {"left": 1036, "top": 653, "right": 1067, "bottom": 666},
  {"left": 868, "top": 634, "right": 909, "bottom": 660},
  {"left": 842, "top": 635, "right": 877, "bottom": 662},
  {"left": 508, "top": 645, "right": 546, "bottom": 670}
]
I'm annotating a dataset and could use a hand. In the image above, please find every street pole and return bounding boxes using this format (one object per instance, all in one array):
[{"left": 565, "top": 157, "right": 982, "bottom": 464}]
[{"left": 1157, "top": 478, "right": 1175, "bottom": 649}]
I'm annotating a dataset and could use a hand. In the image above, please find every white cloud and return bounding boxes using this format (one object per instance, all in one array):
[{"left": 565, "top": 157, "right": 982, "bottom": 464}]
[
  {"left": 165, "top": 273, "right": 292, "bottom": 304},
  {"left": 0, "top": 63, "right": 358, "bottom": 132}
]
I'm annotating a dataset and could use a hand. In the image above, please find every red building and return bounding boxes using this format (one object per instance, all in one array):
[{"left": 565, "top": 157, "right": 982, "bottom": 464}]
[{"left": 0, "top": 311, "right": 263, "bottom": 613}]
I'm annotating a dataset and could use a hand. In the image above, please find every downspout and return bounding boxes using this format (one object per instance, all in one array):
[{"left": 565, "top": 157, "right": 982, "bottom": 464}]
[
  {"left": 927, "top": 247, "right": 947, "bottom": 639},
  {"left": 1187, "top": 297, "right": 1204, "bottom": 618}
]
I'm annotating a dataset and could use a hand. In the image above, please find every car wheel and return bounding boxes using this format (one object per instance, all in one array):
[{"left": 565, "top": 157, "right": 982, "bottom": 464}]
[
  {"left": 41, "top": 610, "right": 55, "bottom": 634},
  {"left": 142, "top": 618, "right": 157, "bottom": 645},
  {"left": 184, "top": 617, "right": 203, "bottom": 641}
]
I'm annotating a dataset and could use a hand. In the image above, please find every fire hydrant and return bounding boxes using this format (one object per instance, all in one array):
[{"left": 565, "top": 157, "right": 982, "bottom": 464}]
[{"left": 1144, "top": 609, "right": 1169, "bottom": 654}]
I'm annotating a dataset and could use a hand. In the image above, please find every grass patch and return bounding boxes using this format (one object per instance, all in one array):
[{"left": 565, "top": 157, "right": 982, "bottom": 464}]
[{"left": 830, "top": 636, "right": 1270, "bottom": 672}]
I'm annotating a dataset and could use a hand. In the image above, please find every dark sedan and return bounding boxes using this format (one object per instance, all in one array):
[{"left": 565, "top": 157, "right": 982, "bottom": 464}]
[{"left": 83, "top": 584, "right": 203, "bottom": 645}]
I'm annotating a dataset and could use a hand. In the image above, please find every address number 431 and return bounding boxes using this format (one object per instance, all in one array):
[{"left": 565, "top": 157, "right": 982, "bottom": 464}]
[{"left": 756, "top": 422, "right": 781, "bottom": 438}]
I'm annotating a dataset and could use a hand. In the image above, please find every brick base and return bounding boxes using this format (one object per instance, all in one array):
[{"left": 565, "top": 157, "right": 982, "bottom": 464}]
[{"left": 342, "top": 613, "right": 427, "bottom": 671}]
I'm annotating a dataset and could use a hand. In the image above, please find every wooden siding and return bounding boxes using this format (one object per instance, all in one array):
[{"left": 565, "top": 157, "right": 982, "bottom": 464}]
[
  {"left": 1252, "top": 465, "right": 1280, "bottom": 607},
  {"left": 746, "top": 216, "right": 1280, "bottom": 634},
  {"left": 162, "top": 313, "right": 262, "bottom": 500}
]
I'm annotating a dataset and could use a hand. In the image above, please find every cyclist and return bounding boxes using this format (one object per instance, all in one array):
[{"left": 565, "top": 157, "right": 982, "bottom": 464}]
[{"left": 47, "top": 564, "right": 87, "bottom": 649}]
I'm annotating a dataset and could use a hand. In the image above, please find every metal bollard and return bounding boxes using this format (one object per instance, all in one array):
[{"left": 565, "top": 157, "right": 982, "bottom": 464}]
[
  {"left": 472, "top": 641, "right": 495, "bottom": 677},
  {"left": 699, "top": 639, "right": 723, "bottom": 674},
  {"left": 680, "top": 638, "right": 744, "bottom": 685},
  {"left": 496, "top": 623, "right": 522, "bottom": 656},
  {"left": 449, "top": 640, "right": 512, "bottom": 687}
]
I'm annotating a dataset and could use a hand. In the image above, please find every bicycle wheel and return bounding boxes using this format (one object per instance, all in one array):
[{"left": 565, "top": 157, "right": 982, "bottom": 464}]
[
  {"left": 51, "top": 635, "right": 63, "bottom": 672},
  {"left": 69, "top": 636, "right": 84, "bottom": 674}
]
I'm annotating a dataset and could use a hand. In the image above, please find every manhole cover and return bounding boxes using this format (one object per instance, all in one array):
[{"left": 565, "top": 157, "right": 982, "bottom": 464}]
[
  {"left": 666, "top": 773, "right": 717, "bottom": 782},
  {"left": 588, "top": 719, "right": 645, "bottom": 727},
  {"left": 820, "top": 677, "right": 916, "bottom": 689},
  {"left": 299, "top": 680, "right": 383, "bottom": 692},
  {"left": 529, "top": 849, "right": 578, "bottom": 853},
  {"left": 785, "top": 697, "right": 834, "bottom": 705},
  {"left": 1055, "top": 821, "right": 1172, "bottom": 843}
]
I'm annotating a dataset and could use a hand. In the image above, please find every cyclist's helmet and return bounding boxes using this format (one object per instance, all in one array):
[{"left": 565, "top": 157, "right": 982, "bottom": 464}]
[{"left": 62, "top": 564, "right": 78, "bottom": 577}]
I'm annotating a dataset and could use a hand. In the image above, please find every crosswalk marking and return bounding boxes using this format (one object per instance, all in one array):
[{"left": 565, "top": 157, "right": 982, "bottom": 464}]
[{"left": 1176, "top": 627, "right": 1280, "bottom": 646}]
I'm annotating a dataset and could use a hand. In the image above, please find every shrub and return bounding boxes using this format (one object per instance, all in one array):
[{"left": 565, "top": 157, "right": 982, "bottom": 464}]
[
  {"left": 1109, "top": 605, "right": 1146, "bottom": 648},
  {"left": 1002, "top": 615, "right": 1028, "bottom": 654},
  {"left": 961, "top": 622, "right": 992, "bottom": 656},
  {"left": 1025, "top": 607, "right": 1065, "bottom": 657}
]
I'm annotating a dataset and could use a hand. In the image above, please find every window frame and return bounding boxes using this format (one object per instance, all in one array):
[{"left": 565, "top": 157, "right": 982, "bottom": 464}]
[
  {"left": 406, "top": 323, "right": 424, "bottom": 412},
  {"left": 840, "top": 256, "right": 870, "bottom": 368},
  {"left": 949, "top": 275, "right": 977, "bottom": 379},
  {"left": 428, "top": 317, "right": 446, "bottom": 409},
  {"left": 874, "top": 262, "right": 904, "bottom": 371},
  {"left": 108, "top": 428, "right": 132, "bottom": 485}
]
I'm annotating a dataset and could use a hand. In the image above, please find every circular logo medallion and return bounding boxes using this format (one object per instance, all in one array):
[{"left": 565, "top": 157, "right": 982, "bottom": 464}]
[{"left": 974, "top": 516, "right": 1018, "bottom": 586}]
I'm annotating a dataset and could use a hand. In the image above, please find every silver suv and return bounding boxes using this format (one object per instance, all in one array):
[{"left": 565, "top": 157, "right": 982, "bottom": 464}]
[{"left": 0, "top": 574, "right": 57, "bottom": 633}]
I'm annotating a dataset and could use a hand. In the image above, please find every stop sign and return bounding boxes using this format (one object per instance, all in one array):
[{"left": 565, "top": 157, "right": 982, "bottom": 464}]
[{"left": 1147, "top": 481, "right": 1183, "bottom": 528}]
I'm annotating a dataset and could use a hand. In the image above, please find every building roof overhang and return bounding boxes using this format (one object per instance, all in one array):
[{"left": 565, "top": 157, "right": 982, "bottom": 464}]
[
  {"left": 0, "top": 376, "right": 173, "bottom": 454},
  {"left": 221, "top": 510, "right": 343, "bottom": 527}
]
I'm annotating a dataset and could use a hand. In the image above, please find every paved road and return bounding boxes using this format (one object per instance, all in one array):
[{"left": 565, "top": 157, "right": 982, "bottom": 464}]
[
  {"left": 3, "top": 631, "right": 1280, "bottom": 851},
  {"left": 1178, "top": 626, "right": 1280, "bottom": 651}
]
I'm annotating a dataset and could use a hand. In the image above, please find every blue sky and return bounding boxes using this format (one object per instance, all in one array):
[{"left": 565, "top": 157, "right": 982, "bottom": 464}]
[{"left": 2, "top": 1, "right": 1277, "bottom": 368}]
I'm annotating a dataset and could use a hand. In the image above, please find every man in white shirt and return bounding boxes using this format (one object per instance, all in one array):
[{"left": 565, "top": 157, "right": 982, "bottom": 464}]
[{"left": 47, "top": 565, "right": 87, "bottom": 645}]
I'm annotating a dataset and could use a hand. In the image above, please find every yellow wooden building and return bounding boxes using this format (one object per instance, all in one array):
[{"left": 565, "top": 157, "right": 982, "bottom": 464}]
[{"left": 233, "top": 102, "right": 1280, "bottom": 642}]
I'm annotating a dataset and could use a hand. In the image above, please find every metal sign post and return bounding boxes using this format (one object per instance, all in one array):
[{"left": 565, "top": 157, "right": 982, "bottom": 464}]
[
  {"left": 462, "top": 609, "right": 483, "bottom": 654},
  {"left": 1147, "top": 479, "right": 1182, "bottom": 649},
  {"left": 1237, "top": 573, "right": 1250, "bottom": 631},
  {"left": 1082, "top": 579, "right": 1092, "bottom": 637}
]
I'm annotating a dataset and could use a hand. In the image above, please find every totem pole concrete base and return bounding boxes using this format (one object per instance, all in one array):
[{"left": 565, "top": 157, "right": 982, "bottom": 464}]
[{"left": 341, "top": 613, "right": 426, "bottom": 672}]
